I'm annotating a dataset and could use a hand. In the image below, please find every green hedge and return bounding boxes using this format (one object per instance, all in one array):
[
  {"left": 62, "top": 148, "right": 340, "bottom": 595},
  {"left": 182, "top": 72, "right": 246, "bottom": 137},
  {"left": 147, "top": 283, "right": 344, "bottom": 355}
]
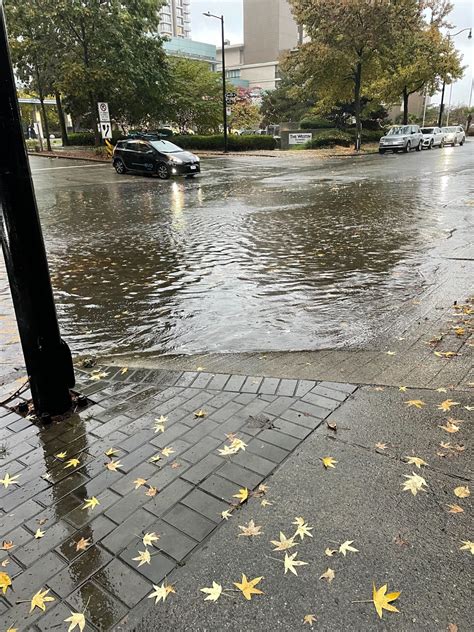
[
  {"left": 349, "top": 128, "right": 385, "bottom": 142},
  {"left": 67, "top": 130, "right": 123, "bottom": 146},
  {"left": 300, "top": 118, "right": 333, "bottom": 129},
  {"left": 304, "top": 129, "right": 352, "bottom": 148},
  {"left": 172, "top": 134, "right": 276, "bottom": 151}
]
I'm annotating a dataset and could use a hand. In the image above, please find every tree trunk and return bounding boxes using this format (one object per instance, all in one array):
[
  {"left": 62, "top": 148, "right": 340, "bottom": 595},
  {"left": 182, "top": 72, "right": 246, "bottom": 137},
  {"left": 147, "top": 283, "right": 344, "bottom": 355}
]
[
  {"left": 353, "top": 61, "right": 362, "bottom": 151},
  {"left": 55, "top": 91, "right": 69, "bottom": 146},
  {"left": 402, "top": 87, "right": 409, "bottom": 125},
  {"left": 35, "top": 68, "right": 51, "bottom": 152}
]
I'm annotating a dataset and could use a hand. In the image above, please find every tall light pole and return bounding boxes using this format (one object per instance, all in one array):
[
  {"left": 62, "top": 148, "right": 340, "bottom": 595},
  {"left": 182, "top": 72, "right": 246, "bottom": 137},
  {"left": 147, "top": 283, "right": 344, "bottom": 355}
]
[
  {"left": 203, "top": 11, "right": 228, "bottom": 153},
  {"left": 438, "top": 27, "right": 472, "bottom": 127}
]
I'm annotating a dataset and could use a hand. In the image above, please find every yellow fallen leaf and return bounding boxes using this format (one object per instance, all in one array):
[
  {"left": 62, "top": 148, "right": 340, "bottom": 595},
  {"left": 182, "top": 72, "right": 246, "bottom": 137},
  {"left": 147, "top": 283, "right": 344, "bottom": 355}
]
[
  {"left": 436, "top": 387, "right": 448, "bottom": 393},
  {"left": 133, "top": 478, "right": 147, "bottom": 489},
  {"left": 120, "top": 367, "right": 128, "bottom": 375},
  {"left": 82, "top": 497, "right": 100, "bottom": 510},
  {"left": 258, "top": 484, "right": 269, "bottom": 494},
  {"left": 105, "top": 448, "right": 119, "bottom": 457},
  {"left": 283, "top": 552, "right": 308, "bottom": 576},
  {"left": 321, "top": 456, "right": 337, "bottom": 469},
  {"left": 161, "top": 447, "right": 175, "bottom": 457},
  {"left": 404, "top": 399, "right": 425, "bottom": 409},
  {"left": 221, "top": 509, "right": 233, "bottom": 520},
  {"left": 65, "top": 458, "right": 80, "bottom": 469},
  {"left": 132, "top": 549, "right": 151, "bottom": 567},
  {"left": 143, "top": 532, "right": 160, "bottom": 546},
  {"left": 460, "top": 540, "right": 474, "bottom": 554},
  {"left": 233, "top": 574, "right": 263, "bottom": 600},
  {"left": 194, "top": 409, "right": 207, "bottom": 418},
  {"left": 375, "top": 442, "right": 388, "bottom": 450},
  {"left": 200, "top": 581, "right": 222, "bottom": 602},
  {"left": 372, "top": 583, "right": 400, "bottom": 619},
  {"left": 294, "top": 522, "right": 313, "bottom": 540},
  {"left": 0, "top": 473, "right": 20, "bottom": 489},
  {"left": 261, "top": 499, "right": 273, "bottom": 507},
  {"left": 0, "top": 572, "right": 12, "bottom": 594},
  {"left": 230, "top": 438, "right": 247, "bottom": 452},
  {"left": 303, "top": 614, "right": 317, "bottom": 626},
  {"left": 386, "top": 351, "right": 396, "bottom": 356},
  {"left": 105, "top": 460, "right": 122, "bottom": 472},
  {"left": 398, "top": 386, "right": 407, "bottom": 392},
  {"left": 437, "top": 399, "right": 460, "bottom": 412},
  {"left": 218, "top": 444, "right": 239, "bottom": 456},
  {"left": 447, "top": 504, "right": 464, "bottom": 514},
  {"left": 148, "top": 582, "right": 175, "bottom": 604},
  {"left": 30, "top": 588, "right": 55, "bottom": 612},
  {"left": 34, "top": 529, "right": 45, "bottom": 539},
  {"left": 339, "top": 540, "right": 358, "bottom": 556},
  {"left": 233, "top": 488, "right": 249, "bottom": 503},
  {"left": 149, "top": 454, "right": 161, "bottom": 463},
  {"left": 439, "top": 421, "right": 460, "bottom": 433},
  {"left": 75, "top": 537, "right": 91, "bottom": 552},
  {"left": 145, "top": 486, "right": 158, "bottom": 497},
  {"left": 271, "top": 532, "right": 297, "bottom": 551},
  {"left": 454, "top": 485, "right": 470, "bottom": 498},
  {"left": 238, "top": 520, "right": 263, "bottom": 537},
  {"left": 404, "top": 456, "right": 427, "bottom": 469},
  {"left": 89, "top": 371, "right": 108, "bottom": 381},
  {"left": 1, "top": 559, "right": 10, "bottom": 567},
  {"left": 55, "top": 451, "right": 67, "bottom": 459},
  {"left": 401, "top": 473, "right": 428, "bottom": 496},
  {"left": 325, "top": 548, "right": 337, "bottom": 556},
  {"left": 319, "top": 567, "right": 335, "bottom": 583},
  {"left": 64, "top": 611, "right": 86, "bottom": 632}
]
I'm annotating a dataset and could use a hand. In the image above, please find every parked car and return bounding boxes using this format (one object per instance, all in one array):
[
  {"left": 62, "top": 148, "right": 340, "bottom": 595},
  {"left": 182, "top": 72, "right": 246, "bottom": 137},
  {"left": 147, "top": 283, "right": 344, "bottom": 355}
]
[
  {"left": 420, "top": 126, "right": 445, "bottom": 149},
  {"left": 379, "top": 125, "right": 423, "bottom": 154},
  {"left": 441, "top": 125, "right": 465, "bottom": 146},
  {"left": 113, "top": 135, "right": 200, "bottom": 179}
]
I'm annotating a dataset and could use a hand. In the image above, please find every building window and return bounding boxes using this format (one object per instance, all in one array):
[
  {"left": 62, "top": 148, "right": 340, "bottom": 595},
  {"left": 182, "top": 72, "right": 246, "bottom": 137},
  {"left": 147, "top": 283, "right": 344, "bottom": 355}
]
[
  {"left": 226, "top": 69, "right": 241, "bottom": 79},
  {"left": 275, "top": 65, "right": 281, "bottom": 79}
]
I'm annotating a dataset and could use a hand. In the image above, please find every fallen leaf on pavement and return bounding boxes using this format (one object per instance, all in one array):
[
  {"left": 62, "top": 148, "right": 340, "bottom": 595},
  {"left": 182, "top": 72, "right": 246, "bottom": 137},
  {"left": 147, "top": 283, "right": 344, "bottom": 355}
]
[
  {"left": 303, "top": 613, "right": 316, "bottom": 626},
  {"left": 30, "top": 588, "right": 55, "bottom": 612},
  {"left": 401, "top": 473, "right": 428, "bottom": 496},
  {"left": 200, "top": 581, "right": 222, "bottom": 602},
  {"left": 218, "top": 444, "right": 239, "bottom": 456},
  {"left": 436, "top": 387, "right": 448, "bottom": 393},
  {"left": 194, "top": 409, "right": 207, "bottom": 418},
  {"left": 372, "top": 583, "right": 400, "bottom": 619},
  {"left": 149, "top": 454, "right": 161, "bottom": 463},
  {"left": 105, "top": 460, "right": 122, "bottom": 472},
  {"left": 145, "top": 486, "right": 158, "bottom": 497},
  {"left": 65, "top": 458, "right": 80, "bottom": 469},
  {"left": 132, "top": 550, "right": 151, "bottom": 567},
  {"left": 460, "top": 540, "right": 474, "bottom": 554},
  {"left": 327, "top": 422, "right": 337, "bottom": 432},
  {"left": 454, "top": 486, "right": 470, "bottom": 498},
  {"left": 0, "top": 473, "right": 20, "bottom": 489},
  {"left": 161, "top": 447, "right": 175, "bottom": 457},
  {"left": 64, "top": 611, "right": 86, "bottom": 632},
  {"left": 1, "top": 559, "right": 10, "bottom": 567},
  {"left": 105, "top": 448, "right": 119, "bottom": 457},
  {"left": 375, "top": 442, "right": 388, "bottom": 450},
  {"left": 319, "top": 568, "right": 335, "bottom": 583},
  {"left": 339, "top": 540, "right": 358, "bottom": 556},
  {"left": 0, "top": 572, "right": 12, "bottom": 594},
  {"left": 1, "top": 541, "right": 14, "bottom": 551},
  {"left": 321, "top": 456, "right": 337, "bottom": 469},
  {"left": 82, "top": 497, "right": 100, "bottom": 510},
  {"left": 447, "top": 504, "right": 464, "bottom": 514},
  {"left": 221, "top": 509, "right": 232, "bottom": 520},
  {"left": 238, "top": 520, "right": 263, "bottom": 537},
  {"left": 75, "top": 537, "right": 91, "bottom": 552},
  {"left": 143, "top": 532, "right": 160, "bottom": 546},
  {"left": 148, "top": 582, "right": 175, "bottom": 603},
  {"left": 404, "top": 399, "right": 425, "bottom": 408},
  {"left": 233, "top": 488, "right": 249, "bottom": 503},
  {"left": 271, "top": 532, "right": 297, "bottom": 551},
  {"left": 393, "top": 534, "right": 409, "bottom": 547},
  {"left": 283, "top": 552, "right": 308, "bottom": 575},
  {"left": 386, "top": 351, "right": 396, "bottom": 356},
  {"left": 258, "top": 484, "right": 269, "bottom": 494},
  {"left": 325, "top": 548, "right": 337, "bottom": 556},
  {"left": 234, "top": 574, "right": 263, "bottom": 600},
  {"left": 294, "top": 522, "right": 313, "bottom": 540},
  {"left": 403, "top": 456, "right": 427, "bottom": 469},
  {"left": 34, "top": 529, "right": 45, "bottom": 539},
  {"left": 398, "top": 386, "right": 407, "bottom": 392},
  {"left": 261, "top": 499, "right": 273, "bottom": 507},
  {"left": 120, "top": 367, "right": 128, "bottom": 375},
  {"left": 447, "top": 624, "right": 458, "bottom": 632},
  {"left": 134, "top": 478, "right": 147, "bottom": 489},
  {"left": 170, "top": 462, "right": 181, "bottom": 469},
  {"left": 438, "top": 399, "right": 460, "bottom": 412},
  {"left": 439, "top": 421, "right": 460, "bottom": 433},
  {"left": 55, "top": 451, "right": 67, "bottom": 459}
]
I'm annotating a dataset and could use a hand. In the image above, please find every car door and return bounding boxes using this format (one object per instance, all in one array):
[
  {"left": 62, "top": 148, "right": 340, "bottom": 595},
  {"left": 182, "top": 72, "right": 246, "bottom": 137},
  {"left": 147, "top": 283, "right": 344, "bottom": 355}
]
[
  {"left": 435, "top": 128, "right": 443, "bottom": 145},
  {"left": 122, "top": 141, "right": 140, "bottom": 170}
]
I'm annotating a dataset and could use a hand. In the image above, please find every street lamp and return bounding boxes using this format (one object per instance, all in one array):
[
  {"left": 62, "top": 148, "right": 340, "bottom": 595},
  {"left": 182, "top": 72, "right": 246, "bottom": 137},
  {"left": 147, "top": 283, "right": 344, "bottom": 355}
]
[
  {"left": 203, "top": 11, "right": 228, "bottom": 153},
  {"left": 438, "top": 27, "right": 472, "bottom": 127}
]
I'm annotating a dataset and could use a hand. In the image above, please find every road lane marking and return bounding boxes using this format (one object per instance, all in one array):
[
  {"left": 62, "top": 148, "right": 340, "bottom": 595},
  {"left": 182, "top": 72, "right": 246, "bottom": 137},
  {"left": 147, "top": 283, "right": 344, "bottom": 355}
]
[{"left": 30, "top": 164, "right": 109, "bottom": 172}]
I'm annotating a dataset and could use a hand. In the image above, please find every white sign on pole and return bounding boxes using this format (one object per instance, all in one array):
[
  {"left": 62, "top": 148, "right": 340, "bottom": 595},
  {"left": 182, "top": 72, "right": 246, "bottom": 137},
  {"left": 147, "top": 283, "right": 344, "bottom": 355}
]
[
  {"left": 100, "top": 121, "right": 112, "bottom": 139},
  {"left": 226, "top": 106, "right": 232, "bottom": 117},
  {"left": 97, "top": 102, "right": 110, "bottom": 122},
  {"left": 288, "top": 132, "right": 312, "bottom": 145}
]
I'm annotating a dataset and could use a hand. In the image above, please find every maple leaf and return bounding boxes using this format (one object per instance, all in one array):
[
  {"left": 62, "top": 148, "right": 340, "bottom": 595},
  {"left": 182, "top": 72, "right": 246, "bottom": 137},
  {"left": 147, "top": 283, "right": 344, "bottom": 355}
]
[
  {"left": 230, "top": 438, "right": 247, "bottom": 452},
  {"left": 339, "top": 540, "right": 358, "bottom": 556},
  {"left": 134, "top": 478, "right": 147, "bottom": 489},
  {"left": 438, "top": 399, "right": 460, "bottom": 412},
  {"left": 145, "top": 486, "right": 158, "bottom": 497},
  {"left": 148, "top": 582, "right": 175, "bottom": 604},
  {"left": 149, "top": 454, "right": 161, "bottom": 464},
  {"left": 261, "top": 499, "right": 273, "bottom": 507},
  {"left": 319, "top": 568, "right": 335, "bottom": 582},
  {"left": 64, "top": 611, "right": 86, "bottom": 632},
  {"left": 221, "top": 509, "right": 233, "bottom": 520},
  {"left": 142, "top": 532, "right": 160, "bottom": 547},
  {"left": 375, "top": 442, "right": 388, "bottom": 450},
  {"left": 0, "top": 473, "right": 20, "bottom": 489},
  {"left": 321, "top": 456, "right": 337, "bottom": 469},
  {"left": 104, "top": 448, "right": 119, "bottom": 457},
  {"left": 55, "top": 451, "right": 67, "bottom": 459},
  {"left": 82, "top": 497, "right": 100, "bottom": 510},
  {"left": 464, "top": 405, "right": 474, "bottom": 411},
  {"left": 386, "top": 351, "right": 396, "bottom": 356},
  {"left": 271, "top": 532, "right": 297, "bottom": 551},
  {"left": 0, "top": 572, "right": 12, "bottom": 594},
  {"left": 233, "top": 574, "right": 263, "bottom": 600},
  {"left": 89, "top": 371, "right": 108, "bottom": 381},
  {"left": 170, "top": 462, "right": 181, "bottom": 469},
  {"left": 460, "top": 540, "right": 474, "bottom": 554},
  {"left": 34, "top": 529, "right": 45, "bottom": 539},
  {"left": 398, "top": 386, "right": 407, "bottom": 392},
  {"left": 283, "top": 552, "right": 308, "bottom": 576},
  {"left": 120, "top": 367, "right": 128, "bottom": 375},
  {"left": 404, "top": 399, "right": 425, "bottom": 408},
  {"left": 404, "top": 456, "right": 427, "bottom": 469},
  {"left": 132, "top": 549, "right": 151, "bottom": 567},
  {"left": 303, "top": 614, "right": 317, "bottom": 626},
  {"left": 325, "top": 548, "right": 337, "bottom": 556},
  {"left": 194, "top": 409, "right": 207, "bottom": 418},
  {"left": 200, "top": 581, "right": 222, "bottom": 602},
  {"left": 294, "top": 523, "right": 313, "bottom": 540},
  {"left": 153, "top": 420, "right": 166, "bottom": 434},
  {"left": 439, "top": 421, "right": 460, "bottom": 433},
  {"left": 454, "top": 485, "right": 470, "bottom": 498},
  {"left": 161, "top": 447, "right": 175, "bottom": 457},
  {"left": 65, "top": 458, "right": 80, "bottom": 469},
  {"left": 258, "top": 484, "right": 269, "bottom": 494},
  {"left": 233, "top": 488, "right": 249, "bottom": 503},
  {"left": 1, "top": 559, "right": 10, "bottom": 567},
  {"left": 105, "top": 460, "right": 122, "bottom": 472},
  {"left": 372, "top": 583, "right": 400, "bottom": 619},
  {"left": 238, "top": 520, "right": 263, "bottom": 537},
  {"left": 393, "top": 533, "right": 409, "bottom": 547},
  {"left": 30, "top": 588, "right": 55, "bottom": 612},
  {"left": 75, "top": 537, "right": 91, "bottom": 552},
  {"left": 447, "top": 504, "right": 464, "bottom": 514},
  {"left": 218, "top": 445, "right": 239, "bottom": 456},
  {"left": 401, "top": 473, "right": 428, "bottom": 495},
  {"left": 292, "top": 517, "right": 305, "bottom": 526},
  {"left": 1, "top": 541, "right": 14, "bottom": 551}
]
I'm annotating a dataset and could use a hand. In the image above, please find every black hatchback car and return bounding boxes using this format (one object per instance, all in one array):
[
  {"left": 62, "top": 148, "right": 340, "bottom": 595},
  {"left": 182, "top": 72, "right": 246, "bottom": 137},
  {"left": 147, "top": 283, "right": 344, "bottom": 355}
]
[{"left": 113, "top": 136, "right": 200, "bottom": 179}]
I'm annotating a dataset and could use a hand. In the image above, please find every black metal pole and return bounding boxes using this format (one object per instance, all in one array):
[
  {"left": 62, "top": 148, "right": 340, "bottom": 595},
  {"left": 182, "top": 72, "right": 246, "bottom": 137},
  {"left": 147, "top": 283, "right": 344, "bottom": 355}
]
[
  {"left": 438, "top": 80, "right": 446, "bottom": 127},
  {"left": 0, "top": 4, "right": 74, "bottom": 416},
  {"left": 220, "top": 16, "right": 228, "bottom": 154}
]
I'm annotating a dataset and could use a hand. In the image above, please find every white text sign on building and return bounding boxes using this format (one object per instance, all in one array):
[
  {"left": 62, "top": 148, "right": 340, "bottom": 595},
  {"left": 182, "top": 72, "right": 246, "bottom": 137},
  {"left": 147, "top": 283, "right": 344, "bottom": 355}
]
[{"left": 288, "top": 133, "right": 312, "bottom": 145}]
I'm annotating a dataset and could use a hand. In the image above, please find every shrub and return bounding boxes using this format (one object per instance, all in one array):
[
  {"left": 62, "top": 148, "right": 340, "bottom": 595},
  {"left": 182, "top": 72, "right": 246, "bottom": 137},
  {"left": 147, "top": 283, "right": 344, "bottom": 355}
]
[
  {"left": 172, "top": 134, "right": 276, "bottom": 151},
  {"left": 348, "top": 128, "right": 385, "bottom": 142},
  {"left": 300, "top": 117, "right": 333, "bottom": 129},
  {"left": 304, "top": 129, "right": 352, "bottom": 148},
  {"left": 68, "top": 130, "right": 124, "bottom": 146}
]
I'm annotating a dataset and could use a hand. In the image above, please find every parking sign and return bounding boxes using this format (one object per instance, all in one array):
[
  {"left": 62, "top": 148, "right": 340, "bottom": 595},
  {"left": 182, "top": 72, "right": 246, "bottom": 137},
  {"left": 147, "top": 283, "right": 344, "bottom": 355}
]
[{"left": 97, "top": 102, "right": 110, "bottom": 122}]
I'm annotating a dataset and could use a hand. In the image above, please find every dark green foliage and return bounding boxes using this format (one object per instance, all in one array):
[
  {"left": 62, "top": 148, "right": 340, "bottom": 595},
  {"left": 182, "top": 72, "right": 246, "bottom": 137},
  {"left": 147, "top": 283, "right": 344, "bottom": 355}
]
[
  {"left": 67, "top": 130, "right": 123, "bottom": 146},
  {"left": 300, "top": 118, "right": 333, "bottom": 129},
  {"left": 304, "top": 129, "right": 352, "bottom": 148},
  {"left": 173, "top": 135, "right": 277, "bottom": 151}
]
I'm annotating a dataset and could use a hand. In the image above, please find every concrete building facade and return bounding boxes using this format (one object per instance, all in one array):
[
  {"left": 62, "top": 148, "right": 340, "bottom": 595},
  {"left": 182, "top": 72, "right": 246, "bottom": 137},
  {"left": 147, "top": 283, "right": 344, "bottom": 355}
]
[{"left": 158, "top": 0, "right": 191, "bottom": 39}]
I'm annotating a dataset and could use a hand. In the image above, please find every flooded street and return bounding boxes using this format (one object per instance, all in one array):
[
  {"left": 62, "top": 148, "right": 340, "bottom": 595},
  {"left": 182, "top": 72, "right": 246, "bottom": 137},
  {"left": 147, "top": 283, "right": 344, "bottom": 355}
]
[{"left": 2, "top": 146, "right": 474, "bottom": 358}]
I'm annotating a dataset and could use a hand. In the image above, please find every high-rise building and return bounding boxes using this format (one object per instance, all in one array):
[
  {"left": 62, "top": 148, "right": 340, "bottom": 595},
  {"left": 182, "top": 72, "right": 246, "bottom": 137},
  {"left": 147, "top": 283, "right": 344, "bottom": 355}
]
[{"left": 158, "top": 0, "right": 191, "bottom": 39}]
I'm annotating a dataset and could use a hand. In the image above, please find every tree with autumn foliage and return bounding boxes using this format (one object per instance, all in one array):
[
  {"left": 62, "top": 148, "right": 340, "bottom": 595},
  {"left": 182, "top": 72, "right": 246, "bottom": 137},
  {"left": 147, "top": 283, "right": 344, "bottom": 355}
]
[{"left": 229, "top": 88, "right": 261, "bottom": 132}]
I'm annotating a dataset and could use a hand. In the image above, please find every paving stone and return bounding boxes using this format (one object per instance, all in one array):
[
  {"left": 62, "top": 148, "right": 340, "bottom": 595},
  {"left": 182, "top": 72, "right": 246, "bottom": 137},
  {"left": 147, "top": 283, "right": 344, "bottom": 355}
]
[
  {"left": 217, "top": 462, "right": 264, "bottom": 490},
  {"left": 181, "top": 488, "right": 228, "bottom": 523},
  {"left": 259, "top": 377, "right": 280, "bottom": 395},
  {"left": 276, "top": 379, "right": 298, "bottom": 397},
  {"left": 57, "top": 514, "right": 116, "bottom": 563},
  {"left": 150, "top": 520, "right": 197, "bottom": 561},
  {"left": 174, "top": 372, "right": 199, "bottom": 387},
  {"left": 1, "top": 525, "right": 33, "bottom": 550},
  {"left": 14, "top": 520, "right": 78, "bottom": 567},
  {"left": 302, "top": 391, "right": 342, "bottom": 410},
  {"left": 90, "top": 414, "right": 132, "bottom": 439},
  {"left": 223, "top": 375, "right": 246, "bottom": 392},
  {"left": 180, "top": 436, "right": 221, "bottom": 463},
  {"left": 36, "top": 601, "right": 96, "bottom": 632},
  {"left": 94, "top": 558, "right": 151, "bottom": 608},
  {"left": 66, "top": 580, "right": 128, "bottom": 630},
  {"left": 0, "top": 440, "right": 37, "bottom": 467},
  {"left": 64, "top": 490, "right": 122, "bottom": 529},
  {"left": 163, "top": 503, "right": 216, "bottom": 541},
  {"left": 199, "top": 474, "right": 240, "bottom": 502},
  {"left": 1, "top": 476, "right": 51, "bottom": 512},
  {"left": 105, "top": 487, "right": 154, "bottom": 524},
  {"left": 110, "top": 462, "right": 157, "bottom": 495},
  {"left": 209, "top": 401, "right": 243, "bottom": 423},
  {"left": 145, "top": 478, "right": 193, "bottom": 517},
  {"left": 190, "top": 372, "right": 214, "bottom": 389},
  {"left": 246, "top": 438, "right": 289, "bottom": 464},
  {"left": 279, "top": 408, "right": 323, "bottom": 429},
  {"left": 257, "top": 428, "right": 302, "bottom": 451},
  {"left": 272, "top": 418, "right": 312, "bottom": 440},
  {"left": 181, "top": 454, "right": 224, "bottom": 484},
  {"left": 35, "top": 471, "right": 89, "bottom": 506},
  {"left": 101, "top": 508, "right": 156, "bottom": 555},
  {"left": 207, "top": 374, "right": 230, "bottom": 390},
  {"left": 241, "top": 376, "right": 263, "bottom": 393},
  {"left": 48, "top": 544, "right": 112, "bottom": 598},
  {"left": 150, "top": 422, "right": 189, "bottom": 448},
  {"left": 205, "top": 391, "right": 235, "bottom": 408},
  {"left": 290, "top": 400, "right": 332, "bottom": 420},
  {"left": 117, "top": 443, "right": 157, "bottom": 474},
  {"left": 309, "top": 384, "right": 349, "bottom": 402},
  {"left": 180, "top": 418, "right": 219, "bottom": 443},
  {"left": 120, "top": 541, "right": 176, "bottom": 583},
  {"left": 231, "top": 450, "right": 276, "bottom": 476},
  {"left": 262, "top": 396, "right": 295, "bottom": 417},
  {"left": 10, "top": 550, "right": 66, "bottom": 596},
  {"left": 317, "top": 381, "right": 357, "bottom": 394},
  {"left": 295, "top": 380, "right": 317, "bottom": 397}
]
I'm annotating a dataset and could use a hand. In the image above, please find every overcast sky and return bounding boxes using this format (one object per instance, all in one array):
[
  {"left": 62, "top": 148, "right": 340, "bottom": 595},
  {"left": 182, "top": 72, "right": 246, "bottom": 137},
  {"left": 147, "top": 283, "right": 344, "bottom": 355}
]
[{"left": 191, "top": 0, "right": 473, "bottom": 106}]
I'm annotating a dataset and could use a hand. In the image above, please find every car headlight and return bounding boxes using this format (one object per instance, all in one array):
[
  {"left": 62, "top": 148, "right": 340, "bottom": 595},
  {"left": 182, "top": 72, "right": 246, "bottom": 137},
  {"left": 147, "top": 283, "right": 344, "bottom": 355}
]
[
  {"left": 195, "top": 156, "right": 200, "bottom": 162},
  {"left": 169, "top": 156, "right": 183, "bottom": 164}
]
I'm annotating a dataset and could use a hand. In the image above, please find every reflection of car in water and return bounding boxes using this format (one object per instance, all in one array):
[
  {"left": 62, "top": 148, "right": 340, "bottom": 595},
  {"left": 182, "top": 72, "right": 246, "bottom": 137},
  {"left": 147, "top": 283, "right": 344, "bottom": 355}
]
[
  {"left": 441, "top": 126, "right": 466, "bottom": 146},
  {"left": 113, "top": 134, "right": 200, "bottom": 179},
  {"left": 379, "top": 125, "right": 423, "bottom": 154},
  {"left": 420, "top": 127, "right": 445, "bottom": 149}
]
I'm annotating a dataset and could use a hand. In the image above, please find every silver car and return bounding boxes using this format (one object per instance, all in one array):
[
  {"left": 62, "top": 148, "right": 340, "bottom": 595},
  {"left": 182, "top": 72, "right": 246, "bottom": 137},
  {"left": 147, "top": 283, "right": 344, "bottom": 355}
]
[
  {"left": 379, "top": 125, "right": 423, "bottom": 154},
  {"left": 421, "top": 127, "right": 445, "bottom": 149},
  {"left": 441, "top": 126, "right": 465, "bottom": 146}
]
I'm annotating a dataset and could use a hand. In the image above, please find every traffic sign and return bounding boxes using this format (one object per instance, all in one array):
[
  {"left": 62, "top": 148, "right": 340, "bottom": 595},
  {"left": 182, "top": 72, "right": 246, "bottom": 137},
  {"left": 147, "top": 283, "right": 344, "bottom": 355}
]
[
  {"left": 100, "top": 122, "right": 112, "bottom": 139},
  {"left": 97, "top": 102, "right": 110, "bottom": 122},
  {"left": 225, "top": 92, "right": 236, "bottom": 98},
  {"left": 226, "top": 106, "right": 232, "bottom": 117}
]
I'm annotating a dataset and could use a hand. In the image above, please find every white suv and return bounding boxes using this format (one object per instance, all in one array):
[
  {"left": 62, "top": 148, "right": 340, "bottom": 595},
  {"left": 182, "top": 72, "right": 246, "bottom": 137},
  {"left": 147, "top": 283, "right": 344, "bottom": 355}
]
[
  {"left": 420, "top": 127, "right": 445, "bottom": 149},
  {"left": 441, "top": 126, "right": 465, "bottom": 146},
  {"left": 379, "top": 125, "right": 423, "bottom": 154}
]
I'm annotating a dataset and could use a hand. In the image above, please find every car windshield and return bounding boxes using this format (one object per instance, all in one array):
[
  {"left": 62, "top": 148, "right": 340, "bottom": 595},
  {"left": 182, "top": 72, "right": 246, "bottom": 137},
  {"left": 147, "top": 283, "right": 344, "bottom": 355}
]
[
  {"left": 442, "top": 127, "right": 456, "bottom": 133},
  {"left": 421, "top": 128, "right": 434, "bottom": 134},
  {"left": 150, "top": 140, "right": 182, "bottom": 153},
  {"left": 387, "top": 126, "right": 410, "bottom": 135}
]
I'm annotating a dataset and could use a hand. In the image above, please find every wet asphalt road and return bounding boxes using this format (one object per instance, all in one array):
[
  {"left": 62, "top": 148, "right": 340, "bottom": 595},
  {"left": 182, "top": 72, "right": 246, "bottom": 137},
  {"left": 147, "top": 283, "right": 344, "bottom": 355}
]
[{"left": 1, "top": 145, "right": 473, "bottom": 363}]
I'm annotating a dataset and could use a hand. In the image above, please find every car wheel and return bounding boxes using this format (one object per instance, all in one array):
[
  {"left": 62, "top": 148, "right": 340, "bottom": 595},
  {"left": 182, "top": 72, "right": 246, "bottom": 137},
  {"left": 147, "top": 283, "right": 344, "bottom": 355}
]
[
  {"left": 156, "top": 163, "right": 171, "bottom": 180},
  {"left": 460, "top": 139, "right": 464, "bottom": 146},
  {"left": 416, "top": 141, "right": 422, "bottom": 151},
  {"left": 403, "top": 142, "right": 410, "bottom": 153},
  {"left": 440, "top": 140, "right": 444, "bottom": 148},
  {"left": 114, "top": 159, "right": 126, "bottom": 174},
  {"left": 428, "top": 140, "right": 433, "bottom": 150},
  {"left": 378, "top": 149, "right": 385, "bottom": 154}
]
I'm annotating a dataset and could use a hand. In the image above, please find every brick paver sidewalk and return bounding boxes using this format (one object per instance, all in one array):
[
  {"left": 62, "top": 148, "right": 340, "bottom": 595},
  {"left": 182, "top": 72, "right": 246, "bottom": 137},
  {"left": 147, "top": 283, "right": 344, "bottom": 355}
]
[{"left": 0, "top": 366, "right": 355, "bottom": 630}]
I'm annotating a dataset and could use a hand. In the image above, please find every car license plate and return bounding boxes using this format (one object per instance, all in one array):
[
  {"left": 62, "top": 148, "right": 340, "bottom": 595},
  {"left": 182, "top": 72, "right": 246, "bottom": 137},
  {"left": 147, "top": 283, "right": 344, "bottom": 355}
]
[{"left": 190, "top": 165, "right": 197, "bottom": 170}]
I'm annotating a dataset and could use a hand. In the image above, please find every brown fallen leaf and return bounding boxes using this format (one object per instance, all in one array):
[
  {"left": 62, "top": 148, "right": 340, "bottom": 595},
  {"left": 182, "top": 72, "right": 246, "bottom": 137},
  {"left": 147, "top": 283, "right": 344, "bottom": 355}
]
[
  {"left": 404, "top": 399, "right": 425, "bottom": 409},
  {"left": 437, "top": 399, "right": 460, "bottom": 412},
  {"left": 105, "top": 460, "right": 122, "bottom": 472},
  {"left": 439, "top": 421, "right": 460, "bottom": 434},
  {"left": 75, "top": 537, "right": 91, "bottom": 552},
  {"left": 447, "top": 624, "right": 458, "bottom": 632},
  {"left": 326, "top": 422, "right": 337, "bottom": 432},
  {"left": 375, "top": 442, "right": 388, "bottom": 450},
  {"left": 170, "top": 462, "right": 181, "bottom": 469},
  {"left": 447, "top": 504, "right": 464, "bottom": 514},
  {"left": 393, "top": 533, "right": 409, "bottom": 547},
  {"left": 145, "top": 486, "right": 158, "bottom": 497},
  {"left": 238, "top": 520, "right": 262, "bottom": 537},
  {"left": 319, "top": 568, "right": 335, "bottom": 583},
  {"left": 1, "top": 541, "right": 14, "bottom": 551},
  {"left": 133, "top": 478, "right": 147, "bottom": 489},
  {"left": 303, "top": 613, "right": 317, "bottom": 626}
]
